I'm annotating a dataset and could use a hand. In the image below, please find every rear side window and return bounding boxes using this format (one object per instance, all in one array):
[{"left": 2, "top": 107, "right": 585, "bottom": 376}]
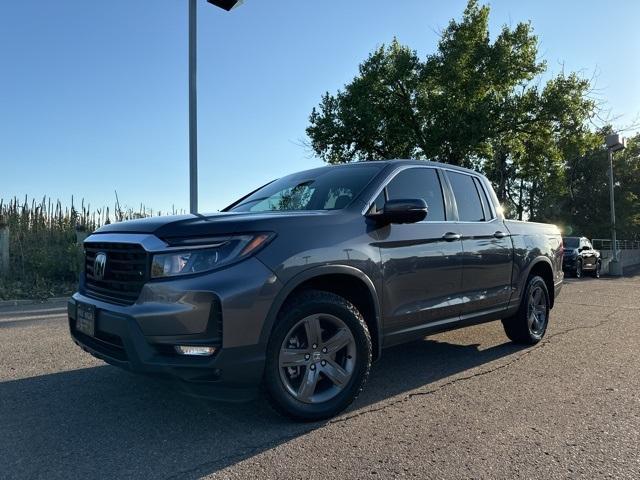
[
  {"left": 473, "top": 177, "right": 493, "bottom": 220},
  {"left": 448, "top": 172, "right": 485, "bottom": 222},
  {"left": 385, "top": 168, "right": 445, "bottom": 221}
]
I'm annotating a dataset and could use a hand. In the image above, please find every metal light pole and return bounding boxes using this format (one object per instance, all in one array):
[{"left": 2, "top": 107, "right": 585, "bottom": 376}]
[
  {"left": 189, "top": 0, "right": 198, "bottom": 214},
  {"left": 188, "top": 0, "right": 244, "bottom": 214},
  {"left": 605, "top": 133, "right": 627, "bottom": 276}
]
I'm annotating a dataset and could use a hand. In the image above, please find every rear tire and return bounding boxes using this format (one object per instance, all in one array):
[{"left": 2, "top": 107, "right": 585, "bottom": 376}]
[
  {"left": 502, "top": 275, "right": 550, "bottom": 345},
  {"left": 264, "top": 290, "right": 372, "bottom": 421}
]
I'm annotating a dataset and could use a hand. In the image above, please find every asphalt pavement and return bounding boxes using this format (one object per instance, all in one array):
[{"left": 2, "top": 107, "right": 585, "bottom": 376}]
[{"left": 1, "top": 269, "right": 639, "bottom": 479}]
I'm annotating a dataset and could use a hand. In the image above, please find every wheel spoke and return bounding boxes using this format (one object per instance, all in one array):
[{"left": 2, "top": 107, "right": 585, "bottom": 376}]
[
  {"left": 303, "top": 315, "right": 322, "bottom": 348},
  {"left": 322, "top": 359, "right": 350, "bottom": 387},
  {"left": 323, "top": 328, "right": 351, "bottom": 354},
  {"left": 279, "top": 349, "right": 308, "bottom": 368},
  {"left": 279, "top": 312, "right": 357, "bottom": 404},
  {"left": 297, "top": 366, "right": 320, "bottom": 402},
  {"left": 532, "top": 288, "right": 542, "bottom": 305}
]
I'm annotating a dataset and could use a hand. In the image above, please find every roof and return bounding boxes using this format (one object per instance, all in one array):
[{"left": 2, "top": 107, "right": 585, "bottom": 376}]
[{"left": 322, "top": 159, "right": 481, "bottom": 176}]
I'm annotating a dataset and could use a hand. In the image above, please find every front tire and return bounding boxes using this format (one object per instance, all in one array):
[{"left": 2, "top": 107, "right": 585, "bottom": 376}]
[
  {"left": 592, "top": 260, "right": 601, "bottom": 278},
  {"left": 264, "top": 290, "right": 372, "bottom": 421},
  {"left": 575, "top": 259, "right": 583, "bottom": 278},
  {"left": 502, "top": 275, "right": 550, "bottom": 345}
]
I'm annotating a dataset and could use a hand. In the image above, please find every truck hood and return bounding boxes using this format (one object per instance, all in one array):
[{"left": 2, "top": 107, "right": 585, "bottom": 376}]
[{"left": 91, "top": 211, "right": 337, "bottom": 239}]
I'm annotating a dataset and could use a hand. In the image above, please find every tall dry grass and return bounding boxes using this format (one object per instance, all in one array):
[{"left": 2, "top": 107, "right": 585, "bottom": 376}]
[{"left": 0, "top": 196, "right": 182, "bottom": 299}]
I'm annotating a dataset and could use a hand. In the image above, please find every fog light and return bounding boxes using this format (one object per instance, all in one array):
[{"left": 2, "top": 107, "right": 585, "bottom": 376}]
[{"left": 174, "top": 345, "right": 217, "bottom": 356}]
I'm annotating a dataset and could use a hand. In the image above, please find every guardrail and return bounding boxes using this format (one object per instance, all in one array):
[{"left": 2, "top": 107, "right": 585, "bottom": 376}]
[
  {"left": 591, "top": 238, "right": 640, "bottom": 273},
  {"left": 592, "top": 238, "right": 640, "bottom": 251}
]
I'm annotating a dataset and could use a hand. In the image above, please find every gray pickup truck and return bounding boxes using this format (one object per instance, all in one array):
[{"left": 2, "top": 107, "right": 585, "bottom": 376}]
[{"left": 68, "top": 160, "right": 563, "bottom": 420}]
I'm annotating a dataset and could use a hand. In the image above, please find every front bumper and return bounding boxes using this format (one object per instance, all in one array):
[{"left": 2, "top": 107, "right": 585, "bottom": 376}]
[
  {"left": 68, "top": 257, "right": 282, "bottom": 401},
  {"left": 562, "top": 255, "right": 577, "bottom": 270}
]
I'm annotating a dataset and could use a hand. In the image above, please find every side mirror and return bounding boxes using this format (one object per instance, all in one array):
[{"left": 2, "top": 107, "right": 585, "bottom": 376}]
[
  {"left": 580, "top": 245, "right": 589, "bottom": 251},
  {"left": 368, "top": 198, "right": 428, "bottom": 224}
]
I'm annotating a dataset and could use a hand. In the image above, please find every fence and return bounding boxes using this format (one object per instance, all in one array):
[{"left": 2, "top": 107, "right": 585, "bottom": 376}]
[
  {"left": 592, "top": 238, "right": 640, "bottom": 252},
  {"left": 591, "top": 238, "right": 640, "bottom": 274}
]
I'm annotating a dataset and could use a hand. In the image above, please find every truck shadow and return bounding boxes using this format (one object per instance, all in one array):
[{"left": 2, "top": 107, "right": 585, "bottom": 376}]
[{"left": 1, "top": 336, "right": 525, "bottom": 479}]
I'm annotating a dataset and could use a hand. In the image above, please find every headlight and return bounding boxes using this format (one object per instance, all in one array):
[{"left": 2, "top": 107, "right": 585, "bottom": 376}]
[{"left": 151, "top": 233, "right": 274, "bottom": 279}]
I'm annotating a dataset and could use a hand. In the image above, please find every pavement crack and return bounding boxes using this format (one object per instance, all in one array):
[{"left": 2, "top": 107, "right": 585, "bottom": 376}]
[
  {"left": 330, "top": 308, "right": 622, "bottom": 425},
  {"left": 166, "top": 307, "right": 626, "bottom": 478},
  {"left": 556, "top": 300, "right": 639, "bottom": 310}
]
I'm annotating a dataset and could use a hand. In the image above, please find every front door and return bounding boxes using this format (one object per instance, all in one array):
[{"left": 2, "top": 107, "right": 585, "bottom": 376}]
[{"left": 373, "top": 167, "right": 464, "bottom": 341}]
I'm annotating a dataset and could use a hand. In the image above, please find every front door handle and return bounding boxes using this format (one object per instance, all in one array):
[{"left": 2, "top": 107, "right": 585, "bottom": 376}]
[
  {"left": 493, "top": 231, "right": 509, "bottom": 239},
  {"left": 442, "top": 232, "right": 461, "bottom": 242}
]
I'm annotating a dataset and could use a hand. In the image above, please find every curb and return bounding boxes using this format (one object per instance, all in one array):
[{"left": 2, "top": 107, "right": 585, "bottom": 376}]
[{"left": 0, "top": 296, "right": 70, "bottom": 308}]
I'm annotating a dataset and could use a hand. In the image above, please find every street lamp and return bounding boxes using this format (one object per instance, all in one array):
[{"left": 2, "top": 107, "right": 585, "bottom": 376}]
[
  {"left": 605, "top": 133, "right": 627, "bottom": 276},
  {"left": 189, "top": 0, "right": 244, "bottom": 214}
]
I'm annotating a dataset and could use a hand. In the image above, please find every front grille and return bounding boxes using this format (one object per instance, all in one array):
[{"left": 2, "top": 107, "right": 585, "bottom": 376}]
[{"left": 84, "top": 242, "right": 149, "bottom": 305}]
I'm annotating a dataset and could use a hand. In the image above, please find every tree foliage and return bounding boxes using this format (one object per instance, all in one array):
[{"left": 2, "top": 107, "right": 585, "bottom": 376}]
[{"left": 306, "top": 0, "right": 639, "bottom": 238}]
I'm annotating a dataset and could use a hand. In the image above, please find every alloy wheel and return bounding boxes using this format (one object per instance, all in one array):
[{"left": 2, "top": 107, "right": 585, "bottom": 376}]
[
  {"left": 278, "top": 313, "right": 357, "bottom": 404},
  {"left": 527, "top": 285, "right": 548, "bottom": 336}
]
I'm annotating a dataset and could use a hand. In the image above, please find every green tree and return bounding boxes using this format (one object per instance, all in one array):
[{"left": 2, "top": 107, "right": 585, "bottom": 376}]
[
  {"left": 306, "top": 0, "right": 598, "bottom": 220},
  {"left": 552, "top": 131, "right": 640, "bottom": 239}
]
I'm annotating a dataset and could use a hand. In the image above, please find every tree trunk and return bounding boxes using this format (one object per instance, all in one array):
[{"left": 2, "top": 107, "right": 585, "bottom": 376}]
[
  {"left": 529, "top": 180, "right": 537, "bottom": 221},
  {"left": 517, "top": 178, "right": 524, "bottom": 221},
  {"left": 494, "top": 151, "right": 508, "bottom": 203}
]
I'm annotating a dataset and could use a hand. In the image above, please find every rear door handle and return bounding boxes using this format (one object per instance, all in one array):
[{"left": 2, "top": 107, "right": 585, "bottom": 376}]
[
  {"left": 493, "top": 231, "right": 508, "bottom": 239},
  {"left": 442, "top": 232, "right": 461, "bottom": 242}
]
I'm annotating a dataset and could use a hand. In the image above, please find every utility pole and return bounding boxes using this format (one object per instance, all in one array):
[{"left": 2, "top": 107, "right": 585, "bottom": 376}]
[
  {"left": 605, "top": 133, "right": 627, "bottom": 276},
  {"left": 188, "top": 0, "right": 244, "bottom": 215},
  {"left": 189, "top": 0, "right": 198, "bottom": 214}
]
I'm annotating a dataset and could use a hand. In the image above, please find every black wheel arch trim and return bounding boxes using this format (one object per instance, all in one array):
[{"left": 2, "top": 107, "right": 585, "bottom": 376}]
[
  {"left": 522, "top": 256, "right": 555, "bottom": 307},
  {"left": 259, "top": 265, "right": 383, "bottom": 361}
]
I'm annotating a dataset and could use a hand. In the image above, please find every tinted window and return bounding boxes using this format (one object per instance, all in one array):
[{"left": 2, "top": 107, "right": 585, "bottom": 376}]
[
  {"left": 473, "top": 177, "right": 493, "bottom": 220},
  {"left": 229, "top": 166, "right": 380, "bottom": 212},
  {"left": 386, "top": 168, "right": 445, "bottom": 221},
  {"left": 448, "top": 172, "right": 485, "bottom": 222},
  {"left": 563, "top": 237, "right": 579, "bottom": 248}
]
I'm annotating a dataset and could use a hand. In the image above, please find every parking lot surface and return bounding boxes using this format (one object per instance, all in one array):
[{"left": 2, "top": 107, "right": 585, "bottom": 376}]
[{"left": 1, "top": 268, "right": 639, "bottom": 479}]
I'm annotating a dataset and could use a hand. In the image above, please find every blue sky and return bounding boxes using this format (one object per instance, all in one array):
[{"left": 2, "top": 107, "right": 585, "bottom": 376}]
[{"left": 1, "top": 0, "right": 639, "bottom": 213}]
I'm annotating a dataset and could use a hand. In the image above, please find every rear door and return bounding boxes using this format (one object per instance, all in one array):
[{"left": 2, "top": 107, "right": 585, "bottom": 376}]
[
  {"left": 443, "top": 170, "right": 513, "bottom": 318},
  {"left": 372, "top": 167, "right": 464, "bottom": 341}
]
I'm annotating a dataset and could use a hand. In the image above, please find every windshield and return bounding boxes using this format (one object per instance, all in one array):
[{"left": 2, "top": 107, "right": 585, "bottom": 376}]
[
  {"left": 563, "top": 237, "right": 580, "bottom": 248},
  {"left": 227, "top": 166, "right": 381, "bottom": 212}
]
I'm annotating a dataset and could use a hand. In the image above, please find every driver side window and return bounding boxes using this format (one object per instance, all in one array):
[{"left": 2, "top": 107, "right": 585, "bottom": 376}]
[{"left": 383, "top": 168, "right": 446, "bottom": 221}]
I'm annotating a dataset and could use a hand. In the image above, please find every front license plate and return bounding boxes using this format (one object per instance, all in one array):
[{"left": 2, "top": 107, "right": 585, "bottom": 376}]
[{"left": 76, "top": 302, "right": 96, "bottom": 337}]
